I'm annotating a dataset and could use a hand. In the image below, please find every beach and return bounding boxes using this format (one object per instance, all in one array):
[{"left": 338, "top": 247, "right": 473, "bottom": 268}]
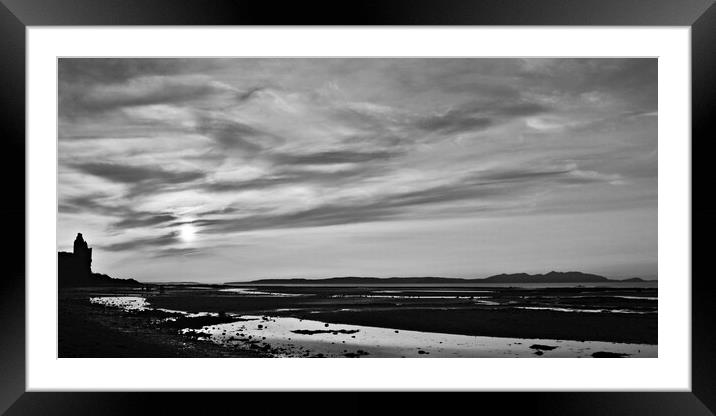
[{"left": 59, "top": 283, "right": 657, "bottom": 358}]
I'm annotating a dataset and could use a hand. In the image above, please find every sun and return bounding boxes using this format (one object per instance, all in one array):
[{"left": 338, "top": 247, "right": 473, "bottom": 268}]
[{"left": 179, "top": 223, "right": 197, "bottom": 243}]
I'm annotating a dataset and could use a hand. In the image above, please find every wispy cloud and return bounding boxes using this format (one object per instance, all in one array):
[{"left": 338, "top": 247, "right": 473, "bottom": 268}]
[
  {"left": 185, "top": 165, "right": 622, "bottom": 236},
  {"left": 57, "top": 58, "right": 657, "bottom": 280},
  {"left": 72, "top": 163, "right": 205, "bottom": 185},
  {"left": 271, "top": 150, "right": 401, "bottom": 165},
  {"left": 196, "top": 116, "right": 285, "bottom": 155},
  {"left": 100, "top": 231, "right": 181, "bottom": 252},
  {"left": 417, "top": 101, "right": 550, "bottom": 134}
]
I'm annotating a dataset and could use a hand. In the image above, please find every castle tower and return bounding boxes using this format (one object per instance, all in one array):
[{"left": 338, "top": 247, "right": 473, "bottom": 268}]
[{"left": 73, "top": 233, "right": 92, "bottom": 272}]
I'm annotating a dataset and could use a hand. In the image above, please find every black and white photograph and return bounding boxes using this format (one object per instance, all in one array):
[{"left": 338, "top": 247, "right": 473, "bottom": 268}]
[{"left": 57, "top": 57, "right": 658, "bottom": 358}]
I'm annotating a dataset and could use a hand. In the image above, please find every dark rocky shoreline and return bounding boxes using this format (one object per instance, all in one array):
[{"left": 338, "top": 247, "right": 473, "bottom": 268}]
[{"left": 59, "top": 290, "right": 267, "bottom": 358}]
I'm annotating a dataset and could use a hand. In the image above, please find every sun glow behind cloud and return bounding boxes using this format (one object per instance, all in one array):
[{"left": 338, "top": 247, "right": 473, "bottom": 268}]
[{"left": 179, "top": 223, "right": 197, "bottom": 243}]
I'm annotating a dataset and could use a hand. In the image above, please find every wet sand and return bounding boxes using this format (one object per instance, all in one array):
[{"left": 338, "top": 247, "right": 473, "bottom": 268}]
[
  {"left": 145, "top": 285, "right": 657, "bottom": 344},
  {"left": 190, "top": 315, "right": 657, "bottom": 358},
  {"left": 59, "top": 284, "right": 657, "bottom": 357},
  {"left": 288, "top": 308, "right": 657, "bottom": 344}
]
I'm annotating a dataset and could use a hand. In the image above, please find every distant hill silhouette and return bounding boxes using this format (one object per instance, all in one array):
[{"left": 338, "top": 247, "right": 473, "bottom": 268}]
[
  {"left": 481, "top": 271, "right": 615, "bottom": 283},
  {"left": 233, "top": 271, "right": 646, "bottom": 285},
  {"left": 58, "top": 233, "right": 141, "bottom": 287},
  {"left": 620, "top": 277, "right": 648, "bottom": 283},
  {"left": 234, "top": 276, "right": 468, "bottom": 285}
]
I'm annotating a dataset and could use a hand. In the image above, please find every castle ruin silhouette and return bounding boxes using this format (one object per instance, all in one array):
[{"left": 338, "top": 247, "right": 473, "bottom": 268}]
[
  {"left": 58, "top": 233, "right": 93, "bottom": 286},
  {"left": 58, "top": 233, "right": 140, "bottom": 287}
]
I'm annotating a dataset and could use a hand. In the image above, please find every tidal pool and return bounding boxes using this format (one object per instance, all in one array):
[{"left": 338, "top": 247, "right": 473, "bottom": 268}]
[
  {"left": 89, "top": 296, "right": 150, "bottom": 310},
  {"left": 89, "top": 296, "right": 217, "bottom": 317}
]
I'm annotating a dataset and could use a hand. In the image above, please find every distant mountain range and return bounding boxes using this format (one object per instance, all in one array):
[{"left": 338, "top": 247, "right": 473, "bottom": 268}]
[
  {"left": 481, "top": 271, "right": 640, "bottom": 283},
  {"left": 230, "top": 271, "right": 649, "bottom": 285}
]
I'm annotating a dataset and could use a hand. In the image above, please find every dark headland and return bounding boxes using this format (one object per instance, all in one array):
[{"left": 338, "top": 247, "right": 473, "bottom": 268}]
[{"left": 231, "top": 271, "right": 647, "bottom": 285}]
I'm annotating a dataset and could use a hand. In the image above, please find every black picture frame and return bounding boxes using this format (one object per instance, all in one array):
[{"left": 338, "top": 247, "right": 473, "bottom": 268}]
[{"left": 1, "top": 0, "right": 713, "bottom": 413}]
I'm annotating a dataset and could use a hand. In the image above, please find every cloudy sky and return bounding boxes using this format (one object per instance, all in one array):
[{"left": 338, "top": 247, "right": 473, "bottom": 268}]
[{"left": 58, "top": 58, "right": 657, "bottom": 283}]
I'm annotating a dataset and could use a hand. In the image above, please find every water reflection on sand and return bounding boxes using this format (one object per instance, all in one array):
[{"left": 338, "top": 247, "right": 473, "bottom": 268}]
[
  {"left": 330, "top": 294, "right": 490, "bottom": 299},
  {"left": 90, "top": 296, "right": 150, "bottom": 310},
  {"left": 515, "top": 306, "right": 654, "bottom": 314},
  {"left": 89, "top": 296, "right": 218, "bottom": 318},
  {"left": 186, "top": 315, "right": 656, "bottom": 358},
  {"left": 91, "top": 295, "right": 656, "bottom": 358},
  {"left": 219, "top": 288, "right": 307, "bottom": 297}
]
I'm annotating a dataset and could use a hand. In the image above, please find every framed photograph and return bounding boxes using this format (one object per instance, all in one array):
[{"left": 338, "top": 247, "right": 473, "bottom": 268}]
[{"left": 2, "top": 0, "right": 714, "bottom": 413}]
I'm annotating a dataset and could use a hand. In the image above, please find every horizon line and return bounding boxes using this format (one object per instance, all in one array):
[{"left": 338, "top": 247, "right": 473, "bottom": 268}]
[{"left": 135, "top": 274, "right": 659, "bottom": 285}]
